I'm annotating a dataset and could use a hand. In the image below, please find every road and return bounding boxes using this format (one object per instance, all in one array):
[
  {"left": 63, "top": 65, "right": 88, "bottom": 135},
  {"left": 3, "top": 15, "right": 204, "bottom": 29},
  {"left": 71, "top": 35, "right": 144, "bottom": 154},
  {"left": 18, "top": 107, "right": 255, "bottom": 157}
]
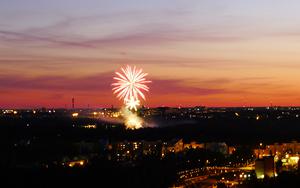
[{"left": 176, "top": 164, "right": 254, "bottom": 188}]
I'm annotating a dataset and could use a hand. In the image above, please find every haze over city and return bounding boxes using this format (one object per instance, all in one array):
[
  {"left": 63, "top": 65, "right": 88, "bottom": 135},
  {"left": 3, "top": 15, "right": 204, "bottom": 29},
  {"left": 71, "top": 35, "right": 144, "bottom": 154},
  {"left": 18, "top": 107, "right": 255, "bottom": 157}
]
[{"left": 1, "top": 0, "right": 300, "bottom": 108}]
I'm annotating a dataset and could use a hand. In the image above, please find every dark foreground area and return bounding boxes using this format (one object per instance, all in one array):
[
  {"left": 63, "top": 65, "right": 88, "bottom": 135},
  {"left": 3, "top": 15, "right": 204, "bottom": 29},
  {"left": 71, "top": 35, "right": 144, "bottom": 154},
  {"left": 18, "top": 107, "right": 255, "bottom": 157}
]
[
  {"left": 1, "top": 107, "right": 300, "bottom": 187},
  {"left": 3, "top": 163, "right": 175, "bottom": 188},
  {"left": 2, "top": 168, "right": 300, "bottom": 188}
]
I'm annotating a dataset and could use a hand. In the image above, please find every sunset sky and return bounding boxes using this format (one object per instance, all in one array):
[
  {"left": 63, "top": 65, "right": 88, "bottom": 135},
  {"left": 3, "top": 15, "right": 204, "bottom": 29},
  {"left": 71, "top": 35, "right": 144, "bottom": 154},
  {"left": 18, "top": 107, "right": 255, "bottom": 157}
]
[{"left": 1, "top": 0, "right": 300, "bottom": 108}]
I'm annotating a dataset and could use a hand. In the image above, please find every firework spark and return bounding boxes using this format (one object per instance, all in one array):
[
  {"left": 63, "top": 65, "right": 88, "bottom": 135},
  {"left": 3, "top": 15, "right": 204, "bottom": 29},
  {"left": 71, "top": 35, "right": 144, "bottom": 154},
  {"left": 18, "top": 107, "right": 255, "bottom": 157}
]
[
  {"left": 112, "top": 65, "right": 151, "bottom": 110},
  {"left": 112, "top": 65, "right": 151, "bottom": 101},
  {"left": 125, "top": 96, "right": 140, "bottom": 111}
]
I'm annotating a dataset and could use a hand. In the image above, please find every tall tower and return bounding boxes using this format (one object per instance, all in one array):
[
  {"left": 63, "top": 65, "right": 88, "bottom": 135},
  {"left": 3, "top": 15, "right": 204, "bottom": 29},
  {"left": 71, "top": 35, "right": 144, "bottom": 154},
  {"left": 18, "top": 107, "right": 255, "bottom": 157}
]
[{"left": 72, "top": 97, "right": 75, "bottom": 109}]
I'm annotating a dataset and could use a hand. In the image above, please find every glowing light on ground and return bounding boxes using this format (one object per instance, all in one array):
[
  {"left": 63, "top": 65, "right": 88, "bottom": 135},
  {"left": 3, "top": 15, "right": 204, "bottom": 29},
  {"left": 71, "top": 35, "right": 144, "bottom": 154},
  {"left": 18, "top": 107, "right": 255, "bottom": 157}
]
[
  {"left": 125, "top": 114, "right": 143, "bottom": 129},
  {"left": 121, "top": 107, "right": 143, "bottom": 129},
  {"left": 72, "top": 112, "right": 79, "bottom": 117}
]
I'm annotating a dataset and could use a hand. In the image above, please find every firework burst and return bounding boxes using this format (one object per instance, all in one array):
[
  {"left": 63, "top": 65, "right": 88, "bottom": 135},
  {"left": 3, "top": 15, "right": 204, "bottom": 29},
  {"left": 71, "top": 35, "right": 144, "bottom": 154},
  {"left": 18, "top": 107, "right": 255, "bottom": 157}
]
[{"left": 112, "top": 65, "right": 151, "bottom": 110}]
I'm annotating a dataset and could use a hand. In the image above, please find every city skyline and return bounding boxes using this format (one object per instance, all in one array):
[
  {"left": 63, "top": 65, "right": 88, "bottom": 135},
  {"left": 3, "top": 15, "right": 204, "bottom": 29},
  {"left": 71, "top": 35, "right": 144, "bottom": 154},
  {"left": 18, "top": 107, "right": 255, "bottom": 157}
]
[{"left": 1, "top": 0, "right": 300, "bottom": 108}]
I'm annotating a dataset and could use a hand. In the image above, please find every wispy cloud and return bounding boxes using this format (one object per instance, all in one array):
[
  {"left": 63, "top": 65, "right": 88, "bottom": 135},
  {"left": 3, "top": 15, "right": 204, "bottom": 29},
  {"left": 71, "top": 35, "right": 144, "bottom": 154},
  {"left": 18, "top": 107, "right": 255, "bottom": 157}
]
[
  {"left": 0, "top": 73, "right": 112, "bottom": 91},
  {"left": 0, "top": 73, "right": 236, "bottom": 96},
  {"left": 0, "top": 8, "right": 246, "bottom": 50},
  {"left": 151, "top": 79, "right": 232, "bottom": 96},
  {"left": 0, "top": 30, "right": 94, "bottom": 48},
  {"left": 0, "top": 27, "right": 243, "bottom": 49}
]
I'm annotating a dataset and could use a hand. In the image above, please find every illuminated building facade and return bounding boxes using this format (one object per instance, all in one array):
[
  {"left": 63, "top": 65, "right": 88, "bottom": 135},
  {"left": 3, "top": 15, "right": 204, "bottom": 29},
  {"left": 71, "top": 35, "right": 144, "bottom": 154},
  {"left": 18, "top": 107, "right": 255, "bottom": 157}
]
[
  {"left": 254, "top": 141, "right": 300, "bottom": 159},
  {"left": 255, "top": 156, "right": 275, "bottom": 179}
]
